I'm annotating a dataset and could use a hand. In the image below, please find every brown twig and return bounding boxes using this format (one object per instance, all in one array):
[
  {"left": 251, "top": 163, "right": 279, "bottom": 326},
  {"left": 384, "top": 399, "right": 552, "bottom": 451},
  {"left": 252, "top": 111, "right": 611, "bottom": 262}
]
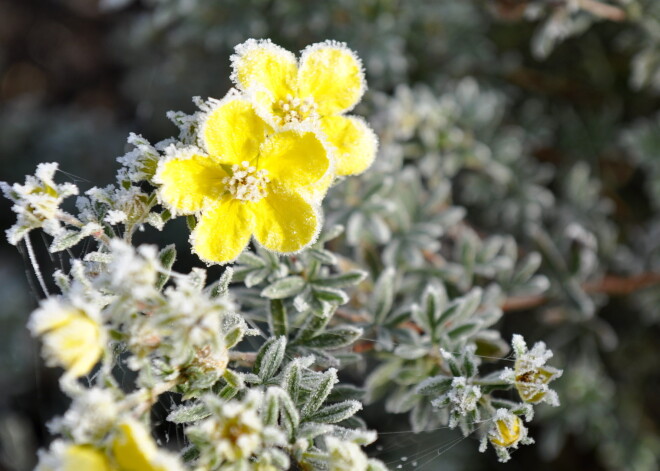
[
  {"left": 578, "top": 0, "right": 627, "bottom": 22},
  {"left": 502, "top": 272, "right": 660, "bottom": 312}
]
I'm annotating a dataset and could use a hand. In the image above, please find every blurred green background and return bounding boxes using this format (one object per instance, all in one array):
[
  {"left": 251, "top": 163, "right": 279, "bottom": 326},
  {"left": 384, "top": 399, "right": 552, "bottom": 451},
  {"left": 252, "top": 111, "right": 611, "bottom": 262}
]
[{"left": 2, "top": 1, "right": 660, "bottom": 470}]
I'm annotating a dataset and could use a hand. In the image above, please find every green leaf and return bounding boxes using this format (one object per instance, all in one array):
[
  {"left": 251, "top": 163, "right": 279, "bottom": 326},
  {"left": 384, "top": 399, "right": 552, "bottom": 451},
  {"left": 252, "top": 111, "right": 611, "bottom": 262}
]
[
  {"left": 261, "top": 276, "right": 306, "bottom": 299},
  {"left": 269, "top": 299, "right": 288, "bottom": 337},
  {"left": 308, "top": 248, "right": 338, "bottom": 265},
  {"left": 223, "top": 369, "right": 244, "bottom": 389},
  {"left": 301, "top": 368, "right": 338, "bottom": 418},
  {"left": 186, "top": 215, "right": 197, "bottom": 231},
  {"left": 254, "top": 336, "right": 286, "bottom": 382},
  {"left": 210, "top": 267, "right": 233, "bottom": 298},
  {"left": 307, "top": 400, "right": 362, "bottom": 424},
  {"left": 312, "top": 286, "right": 350, "bottom": 305},
  {"left": 167, "top": 403, "right": 210, "bottom": 424},
  {"left": 263, "top": 388, "right": 280, "bottom": 426},
  {"left": 371, "top": 268, "right": 395, "bottom": 325},
  {"left": 277, "top": 389, "right": 300, "bottom": 441},
  {"left": 317, "top": 270, "right": 368, "bottom": 288},
  {"left": 414, "top": 375, "right": 453, "bottom": 395},
  {"left": 305, "top": 326, "right": 363, "bottom": 349},
  {"left": 156, "top": 244, "right": 176, "bottom": 289},
  {"left": 282, "top": 360, "right": 302, "bottom": 403},
  {"left": 447, "top": 322, "right": 481, "bottom": 340}
]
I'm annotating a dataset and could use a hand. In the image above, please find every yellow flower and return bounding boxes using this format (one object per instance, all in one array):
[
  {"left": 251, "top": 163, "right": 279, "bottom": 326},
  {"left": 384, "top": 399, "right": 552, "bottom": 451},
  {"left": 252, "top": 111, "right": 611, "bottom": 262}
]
[
  {"left": 231, "top": 39, "right": 378, "bottom": 177},
  {"left": 37, "top": 443, "right": 113, "bottom": 471},
  {"left": 29, "top": 298, "right": 104, "bottom": 378},
  {"left": 489, "top": 415, "right": 523, "bottom": 448},
  {"left": 155, "top": 93, "right": 331, "bottom": 264},
  {"left": 111, "top": 419, "right": 182, "bottom": 471},
  {"left": 514, "top": 365, "right": 559, "bottom": 404}
]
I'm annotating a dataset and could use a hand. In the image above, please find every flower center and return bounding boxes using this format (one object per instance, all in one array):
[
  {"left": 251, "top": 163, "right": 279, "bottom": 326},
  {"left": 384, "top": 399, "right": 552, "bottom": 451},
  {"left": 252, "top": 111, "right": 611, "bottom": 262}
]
[
  {"left": 223, "top": 161, "right": 270, "bottom": 202},
  {"left": 275, "top": 94, "right": 318, "bottom": 126}
]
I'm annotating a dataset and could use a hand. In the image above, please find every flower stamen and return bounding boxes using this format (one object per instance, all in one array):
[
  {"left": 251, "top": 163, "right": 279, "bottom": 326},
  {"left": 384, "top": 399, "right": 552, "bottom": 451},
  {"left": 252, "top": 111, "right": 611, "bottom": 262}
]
[
  {"left": 275, "top": 94, "right": 318, "bottom": 126},
  {"left": 223, "top": 161, "right": 270, "bottom": 202}
]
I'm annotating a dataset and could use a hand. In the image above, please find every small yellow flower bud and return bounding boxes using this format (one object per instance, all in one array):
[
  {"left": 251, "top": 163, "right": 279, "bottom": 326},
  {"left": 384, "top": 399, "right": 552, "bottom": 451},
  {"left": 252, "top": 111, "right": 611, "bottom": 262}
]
[
  {"left": 489, "top": 415, "right": 523, "bottom": 448},
  {"left": 29, "top": 299, "right": 103, "bottom": 378}
]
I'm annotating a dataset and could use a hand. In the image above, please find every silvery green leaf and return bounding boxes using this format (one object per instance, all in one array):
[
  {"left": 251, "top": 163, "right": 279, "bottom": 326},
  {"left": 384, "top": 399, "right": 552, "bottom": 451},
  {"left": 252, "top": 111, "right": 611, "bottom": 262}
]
[
  {"left": 305, "top": 326, "right": 363, "bottom": 349},
  {"left": 298, "top": 423, "right": 333, "bottom": 440},
  {"left": 254, "top": 336, "right": 286, "bottom": 382},
  {"left": 307, "top": 400, "right": 362, "bottom": 424},
  {"left": 294, "top": 310, "right": 332, "bottom": 343},
  {"left": 393, "top": 344, "right": 428, "bottom": 360},
  {"left": 414, "top": 375, "right": 453, "bottom": 395},
  {"left": 50, "top": 223, "right": 100, "bottom": 252},
  {"left": 217, "top": 385, "right": 238, "bottom": 400},
  {"left": 209, "top": 267, "right": 233, "bottom": 298},
  {"left": 156, "top": 244, "right": 176, "bottom": 289},
  {"left": 312, "top": 286, "right": 349, "bottom": 305},
  {"left": 269, "top": 299, "right": 288, "bottom": 337},
  {"left": 277, "top": 389, "right": 300, "bottom": 440},
  {"left": 261, "top": 276, "right": 306, "bottom": 299},
  {"left": 145, "top": 211, "right": 165, "bottom": 230},
  {"left": 455, "top": 288, "right": 483, "bottom": 321},
  {"left": 166, "top": 403, "right": 210, "bottom": 424},
  {"left": 447, "top": 321, "right": 482, "bottom": 341},
  {"left": 282, "top": 359, "right": 301, "bottom": 403},
  {"left": 245, "top": 268, "right": 269, "bottom": 288},
  {"left": 83, "top": 251, "right": 112, "bottom": 263},
  {"left": 364, "top": 361, "right": 401, "bottom": 404},
  {"left": 319, "top": 224, "right": 344, "bottom": 243},
  {"left": 222, "top": 369, "right": 244, "bottom": 389},
  {"left": 263, "top": 388, "right": 280, "bottom": 426},
  {"left": 237, "top": 251, "right": 265, "bottom": 267},
  {"left": 301, "top": 368, "right": 338, "bottom": 418},
  {"left": 308, "top": 248, "right": 338, "bottom": 265},
  {"left": 317, "top": 270, "right": 368, "bottom": 288},
  {"left": 327, "top": 384, "right": 365, "bottom": 402},
  {"left": 370, "top": 267, "right": 395, "bottom": 324}
]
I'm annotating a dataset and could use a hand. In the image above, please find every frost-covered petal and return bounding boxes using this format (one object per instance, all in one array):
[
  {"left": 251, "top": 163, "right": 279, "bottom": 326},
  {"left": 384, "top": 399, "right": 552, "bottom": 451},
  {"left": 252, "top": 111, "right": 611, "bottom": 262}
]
[
  {"left": 259, "top": 130, "right": 331, "bottom": 189},
  {"left": 154, "top": 152, "right": 227, "bottom": 215},
  {"left": 201, "top": 94, "right": 271, "bottom": 163},
  {"left": 36, "top": 442, "right": 113, "bottom": 471},
  {"left": 320, "top": 115, "right": 377, "bottom": 176},
  {"left": 231, "top": 39, "right": 297, "bottom": 105},
  {"left": 29, "top": 300, "right": 103, "bottom": 378},
  {"left": 253, "top": 184, "right": 320, "bottom": 253},
  {"left": 112, "top": 419, "right": 183, "bottom": 471},
  {"left": 191, "top": 197, "right": 255, "bottom": 264},
  {"left": 298, "top": 41, "right": 365, "bottom": 116}
]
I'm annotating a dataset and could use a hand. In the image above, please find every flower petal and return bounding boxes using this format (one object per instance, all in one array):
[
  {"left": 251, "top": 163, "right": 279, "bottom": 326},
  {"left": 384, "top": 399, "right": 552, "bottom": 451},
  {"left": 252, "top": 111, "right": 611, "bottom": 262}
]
[
  {"left": 230, "top": 39, "right": 297, "bottom": 104},
  {"left": 201, "top": 94, "right": 271, "bottom": 164},
  {"left": 64, "top": 446, "right": 114, "bottom": 471},
  {"left": 253, "top": 184, "right": 320, "bottom": 253},
  {"left": 154, "top": 152, "right": 227, "bottom": 215},
  {"left": 321, "top": 115, "right": 378, "bottom": 176},
  {"left": 191, "top": 197, "right": 255, "bottom": 264},
  {"left": 298, "top": 41, "right": 365, "bottom": 116},
  {"left": 259, "top": 130, "right": 331, "bottom": 189}
]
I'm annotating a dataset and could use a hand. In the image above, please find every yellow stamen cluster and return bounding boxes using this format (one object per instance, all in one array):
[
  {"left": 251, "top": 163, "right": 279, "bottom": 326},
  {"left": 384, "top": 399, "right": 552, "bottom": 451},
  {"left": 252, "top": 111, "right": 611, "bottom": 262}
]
[
  {"left": 275, "top": 94, "right": 318, "bottom": 125},
  {"left": 222, "top": 161, "right": 270, "bottom": 202}
]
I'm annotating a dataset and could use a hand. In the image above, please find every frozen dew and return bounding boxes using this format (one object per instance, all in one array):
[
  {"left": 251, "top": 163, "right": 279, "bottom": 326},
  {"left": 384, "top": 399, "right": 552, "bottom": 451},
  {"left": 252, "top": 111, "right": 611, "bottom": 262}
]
[{"left": 223, "top": 161, "right": 270, "bottom": 202}]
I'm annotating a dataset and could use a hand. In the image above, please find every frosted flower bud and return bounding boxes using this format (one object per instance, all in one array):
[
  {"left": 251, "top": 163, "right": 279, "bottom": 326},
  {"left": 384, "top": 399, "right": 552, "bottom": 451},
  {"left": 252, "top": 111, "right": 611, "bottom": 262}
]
[
  {"left": 1, "top": 162, "right": 78, "bottom": 244},
  {"left": 501, "top": 334, "right": 563, "bottom": 406},
  {"left": 28, "top": 297, "right": 104, "bottom": 379},
  {"left": 482, "top": 408, "right": 534, "bottom": 463},
  {"left": 325, "top": 437, "right": 369, "bottom": 471}
]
